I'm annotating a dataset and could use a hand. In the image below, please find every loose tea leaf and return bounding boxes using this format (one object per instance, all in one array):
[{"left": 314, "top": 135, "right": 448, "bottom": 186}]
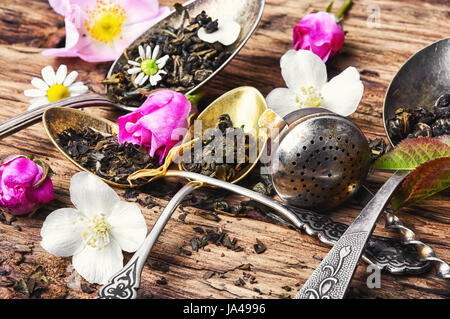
[
  {"left": 56, "top": 127, "right": 160, "bottom": 185},
  {"left": 392, "top": 157, "right": 450, "bottom": 210},
  {"left": 373, "top": 137, "right": 450, "bottom": 170},
  {"left": 106, "top": 11, "right": 232, "bottom": 107},
  {"left": 253, "top": 238, "right": 266, "bottom": 254},
  {"left": 182, "top": 114, "right": 254, "bottom": 182},
  {"left": 387, "top": 93, "right": 450, "bottom": 144}
]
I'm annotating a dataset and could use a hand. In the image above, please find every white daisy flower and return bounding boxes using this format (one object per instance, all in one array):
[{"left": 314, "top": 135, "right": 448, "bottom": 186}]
[
  {"left": 40, "top": 172, "right": 147, "bottom": 285},
  {"left": 266, "top": 50, "right": 364, "bottom": 117},
  {"left": 197, "top": 20, "right": 241, "bottom": 46},
  {"left": 127, "top": 44, "right": 169, "bottom": 87},
  {"left": 24, "top": 65, "right": 88, "bottom": 111}
]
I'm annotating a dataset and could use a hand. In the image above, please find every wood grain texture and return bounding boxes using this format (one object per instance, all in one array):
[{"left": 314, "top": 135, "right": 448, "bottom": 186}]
[{"left": 0, "top": 0, "right": 449, "bottom": 299}]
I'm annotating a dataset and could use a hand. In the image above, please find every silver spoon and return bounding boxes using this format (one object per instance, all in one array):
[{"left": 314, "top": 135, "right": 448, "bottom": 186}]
[{"left": 0, "top": 0, "right": 265, "bottom": 138}]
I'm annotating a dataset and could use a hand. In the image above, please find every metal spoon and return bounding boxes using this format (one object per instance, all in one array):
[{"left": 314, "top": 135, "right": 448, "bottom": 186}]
[{"left": 0, "top": 0, "right": 265, "bottom": 138}]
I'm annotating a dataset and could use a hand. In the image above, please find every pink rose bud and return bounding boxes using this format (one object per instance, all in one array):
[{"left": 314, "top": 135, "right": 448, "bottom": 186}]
[
  {"left": 0, "top": 156, "right": 54, "bottom": 215},
  {"left": 118, "top": 89, "right": 191, "bottom": 163},
  {"left": 293, "top": 11, "right": 345, "bottom": 62}
]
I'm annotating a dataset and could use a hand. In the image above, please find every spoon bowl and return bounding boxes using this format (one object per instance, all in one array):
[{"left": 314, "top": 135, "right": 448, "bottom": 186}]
[
  {"left": 0, "top": 0, "right": 265, "bottom": 138},
  {"left": 43, "top": 86, "right": 268, "bottom": 188},
  {"left": 383, "top": 37, "right": 450, "bottom": 146}
]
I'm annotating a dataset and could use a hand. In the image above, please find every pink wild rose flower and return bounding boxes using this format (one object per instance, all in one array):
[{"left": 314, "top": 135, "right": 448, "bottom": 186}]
[
  {"left": 43, "top": 0, "right": 170, "bottom": 62},
  {"left": 0, "top": 156, "right": 54, "bottom": 215},
  {"left": 293, "top": 11, "right": 345, "bottom": 62},
  {"left": 118, "top": 89, "right": 191, "bottom": 163}
]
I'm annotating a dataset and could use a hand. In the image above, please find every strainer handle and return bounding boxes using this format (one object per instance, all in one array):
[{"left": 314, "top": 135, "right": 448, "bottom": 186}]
[{"left": 295, "top": 170, "right": 409, "bottom": 299}]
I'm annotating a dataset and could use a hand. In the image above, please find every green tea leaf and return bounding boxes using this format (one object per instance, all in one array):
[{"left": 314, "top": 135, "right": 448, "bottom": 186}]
[
  {"left": 374, "top": 137, "right": 450, "bottom": 170},
  {"left": 392, "top": 157, "right": 450, "bottom": 210}
]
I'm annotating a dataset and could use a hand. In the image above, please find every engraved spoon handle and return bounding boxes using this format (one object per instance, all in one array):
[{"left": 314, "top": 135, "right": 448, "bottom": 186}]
[
  {"left": 98, "top": 182, "right": 199, "bottom": 299},
  {"left": 295, "top": 170, "right": 409, "bottom": 299},
  {"left": 0, "top": 93, "right": 116, "bottom": 138}
]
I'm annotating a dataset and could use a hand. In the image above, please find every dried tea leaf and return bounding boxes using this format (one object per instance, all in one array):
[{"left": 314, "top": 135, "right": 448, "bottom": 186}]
[
  {"left": 253, "top": 238, "right": 266, "bottom": 254},
  {"left": 203, "top": 271, "right": 215, "bottom": 279},
  {"left": 29, "top": 266, "right": 48, "bottom": 283},
  {"left": 13, "top": 278, "right": 30, "bottom": 296},
  {"left": 392, "top": 157, "right": 450, "bottom": 210},
  {"left": 374, "top": 137, "right": 450, "bottom": 170}
]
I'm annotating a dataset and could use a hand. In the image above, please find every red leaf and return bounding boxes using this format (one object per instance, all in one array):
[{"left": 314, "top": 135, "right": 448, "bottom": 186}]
[{"left": 392, "top": 157, "right": 450, "bottom": 210}]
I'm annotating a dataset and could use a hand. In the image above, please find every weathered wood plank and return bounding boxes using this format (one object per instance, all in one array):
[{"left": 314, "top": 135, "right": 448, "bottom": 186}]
[{"left": 0, "top": 0, "right": 448, "bottom": 299}]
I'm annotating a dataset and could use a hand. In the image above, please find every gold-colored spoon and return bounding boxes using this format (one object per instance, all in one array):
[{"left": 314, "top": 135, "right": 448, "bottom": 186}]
[{"left": 43, "top": 86, "right": 267, "bottom": 188}]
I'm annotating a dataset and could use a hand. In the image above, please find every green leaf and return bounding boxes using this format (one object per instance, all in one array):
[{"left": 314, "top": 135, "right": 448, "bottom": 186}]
[
  {"left": 392, "top": 157, "right": 450, "bottom": 210},
  {"left": 373, "top": 137, "right": 450, "bottom": 170},
  {"left": 326, "top": 1, "right": 334, "bottom": 12}
]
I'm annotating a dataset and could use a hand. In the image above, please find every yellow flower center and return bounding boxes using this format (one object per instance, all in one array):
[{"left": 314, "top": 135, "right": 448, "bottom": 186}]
[
  {"left": 296, "top": 86, "right": 324, "bottom": 108},
  {"left": 141, "top": 58, "right": 159, "bottom": 76},
  {"left": 75, "top": 214, "right": 112, "bottom": 250},
  {"left": 84, "top": 0, "right": 126, "bottom": 45},
  {"left": 47, "top": 84, "right": 70, "bottom": 102}
]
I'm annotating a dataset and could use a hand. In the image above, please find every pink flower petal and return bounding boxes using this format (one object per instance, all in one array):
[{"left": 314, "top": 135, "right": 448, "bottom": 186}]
[
  {"left": 293, "top": 11, "right": 344, "bottom": 62},
  {"left": 43, "top": 1, "right": 169, "bottom": 63}
]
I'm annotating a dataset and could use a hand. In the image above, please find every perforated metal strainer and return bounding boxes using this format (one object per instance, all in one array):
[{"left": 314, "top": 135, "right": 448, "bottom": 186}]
[{"left": 266, "top": 108, "right": 371, "bottom": 211}]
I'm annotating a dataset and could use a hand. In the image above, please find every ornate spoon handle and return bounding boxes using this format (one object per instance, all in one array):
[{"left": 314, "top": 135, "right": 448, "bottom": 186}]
[
  {"left": 384, "top": 211, "right": 450, "bottom": 278},
  {"left": 0, "top": 93, "right": 119, "bottom": 138},
  {"left": 98, "top": 182, "right": 199, "bottom": 299},
  {"left": 295, "top": 170, "right": 409, "bottom": 299}
]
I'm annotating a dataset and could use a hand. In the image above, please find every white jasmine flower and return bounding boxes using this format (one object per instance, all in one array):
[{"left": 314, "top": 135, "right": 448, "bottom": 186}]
[
  {"left": 266, "top": 50, "right": 364, "bottom": 117},
  {"left": 127, "top": 44, "right": 169, "bottom": 87},
  {"left": 197, "top": 20, "right": 241, "bottom": 46},
  {"left": 40, "top": 172, "right": 147, "bottom": 284},
  {"left": 24, "top": 65, "right": 88, "bottom": 110}
]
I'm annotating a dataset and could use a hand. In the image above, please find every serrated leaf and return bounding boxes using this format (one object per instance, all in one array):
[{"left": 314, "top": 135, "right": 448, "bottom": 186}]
[
  {"left": 373, "top": 137, "right": 450, "bottom": 170},
  {"left": 438, "top": 135, "right": 450, "bottom": 147},
  {"left": 392, "top": 157, "right": 450, "bottom": 210}
]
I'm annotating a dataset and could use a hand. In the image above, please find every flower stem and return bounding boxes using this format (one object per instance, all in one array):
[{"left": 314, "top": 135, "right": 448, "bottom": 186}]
[{"left": 335, "top": 0, "right": 352, "bottom": 19}]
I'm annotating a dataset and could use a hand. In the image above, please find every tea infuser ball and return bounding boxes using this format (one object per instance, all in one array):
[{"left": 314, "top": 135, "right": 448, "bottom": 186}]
[{"left": 266, "top": 108, "right": 371, "bottom": 211}]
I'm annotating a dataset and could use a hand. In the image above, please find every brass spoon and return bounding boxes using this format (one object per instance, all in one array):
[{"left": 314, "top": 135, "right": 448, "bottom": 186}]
[
  {"left": 0, "top": 0, "right": 265, "bottom": 138},
  {"left": 43, "top": 87, "right": 304, "bottom": 298}
]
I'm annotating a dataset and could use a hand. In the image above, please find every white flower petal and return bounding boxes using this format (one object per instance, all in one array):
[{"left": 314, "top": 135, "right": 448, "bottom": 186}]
[
  {"left": 40, "top": 208, "right": 82, "bottom": 257},
  {"left": 321, "top": 67, "right": 364, "bottom": 117},
  {"left": 150, "top": 74, "right": 161, "bottom": 86},
  {"left": 108, "top": 201, "right": 147, "bottom": 252},
  {"left": 140, "top": 75, "right": 149, "bottom": 86},
  {"left": 197, "top": 20, "right": 241, "bottom": 46},
  {"left": 266, "top": 87, "right": 300, "bottom": 118},
  {"left": 134, "top": 72, "right": 145, "bottom": 86},
  {"left": 70, "top": 172, "right": 120, "bottom": 217},
  {"left": 31, "top": 77, "right": 49, "bottom": 90},
  {"left": 128, "top": 60, "right": 140, "bottom": 67},
  {"left": 281, "top": 50, "right": 328, "bottom": 92},
  {"left": 152, "top": 45, "right": 160, "bottom": 60},
  {"left": 41, "top": 65, "right": 56, "bottom": 86},
  {"left": 156, "top": 55, "right": 169, "bottom": 68},
  {"left": 28, "top": 97, "right": 49, "bottom": 110},
  {"left": 145, "top": 45, "right": 152, "bottom": 59},
  {"left": 139, "top": 45, "right": 145, "bottom": 60},
  {"left": 68, "top": 84, "right": 88, "bottom": 95},
  {"left": 55, "top": 64, "right": 67, "bottom": 84},
  {"left": 72, "top": 240, "right": 123, "bottom": 284},
  {"left": 24, "top": 88, "right": 47, "bottom": 98},
  {"left": 63, "top": 71, "right": 78, "bottom": 87},
  {"left": 127, "top": 67, "right": 142, "bottom": 75}
]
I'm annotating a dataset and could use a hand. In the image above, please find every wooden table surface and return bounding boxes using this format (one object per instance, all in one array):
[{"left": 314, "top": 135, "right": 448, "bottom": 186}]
[{"left": 0, "top": 0, "right": 449, "bottom": 299}]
